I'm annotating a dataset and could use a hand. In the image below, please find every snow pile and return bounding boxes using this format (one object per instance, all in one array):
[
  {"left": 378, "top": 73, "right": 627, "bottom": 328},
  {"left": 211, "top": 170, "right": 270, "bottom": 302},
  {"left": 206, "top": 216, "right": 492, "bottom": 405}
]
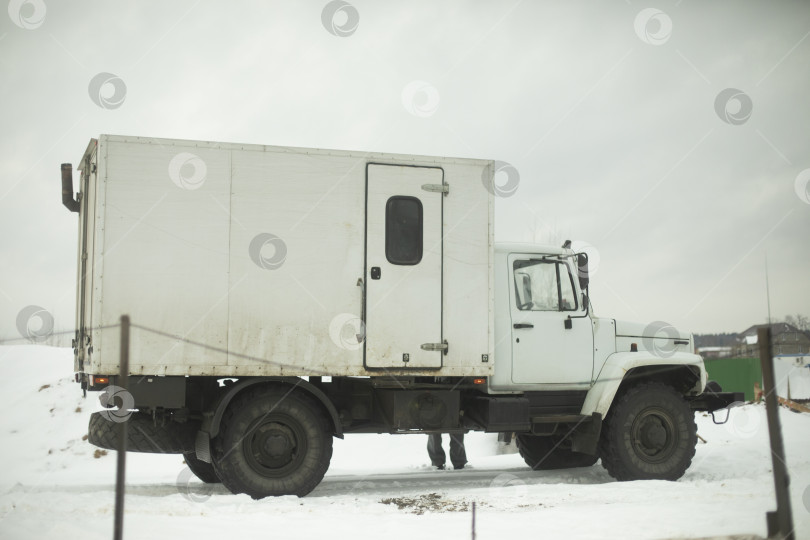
[{"left": 1, "top": 345, "right": 809, "bottom": 540}]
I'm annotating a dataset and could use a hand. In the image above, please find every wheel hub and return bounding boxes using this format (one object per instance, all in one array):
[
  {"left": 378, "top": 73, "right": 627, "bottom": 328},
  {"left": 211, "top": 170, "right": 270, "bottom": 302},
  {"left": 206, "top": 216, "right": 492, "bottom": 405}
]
[
  {"left": 631, "top": 408, "right": 677, "bottom": 463},
  {"left": 640, "top": 419, "right": 667, "bottom": 449},
  {"left": 247, "top": 421, "right": 303, "bottom": 474},
  {"left": 263, "top": 432, "right": 291, "bottom": 459}
]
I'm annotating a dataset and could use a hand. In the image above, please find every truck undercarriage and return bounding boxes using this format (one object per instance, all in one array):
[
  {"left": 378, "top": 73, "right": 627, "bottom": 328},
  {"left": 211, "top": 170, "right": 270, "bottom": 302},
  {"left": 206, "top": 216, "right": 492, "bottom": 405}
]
[{"left": 87, "top": 373, "right": 741, "bottom": 497}]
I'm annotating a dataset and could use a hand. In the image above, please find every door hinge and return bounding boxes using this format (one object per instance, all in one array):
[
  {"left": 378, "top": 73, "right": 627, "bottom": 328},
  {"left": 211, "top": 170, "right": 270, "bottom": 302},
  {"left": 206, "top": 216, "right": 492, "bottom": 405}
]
[
  {"left": 421, "top": 183, "right": 449, "bottom": 195},
  {"left": 421, "top": 340, "right": 449, "bottom": 355}
]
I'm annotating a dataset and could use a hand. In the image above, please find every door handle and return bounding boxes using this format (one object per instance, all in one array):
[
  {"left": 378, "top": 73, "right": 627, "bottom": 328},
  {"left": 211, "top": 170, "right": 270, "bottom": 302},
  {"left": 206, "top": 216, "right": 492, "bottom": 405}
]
[
  {"left": 421, "top": 340, "right": 449, "bottom": 355},
  {"left": 420, "top": 341, "right": 448, "bottom": 352},
  {"left": 513, "top": 323, "right": 534, "bottom": 329}
]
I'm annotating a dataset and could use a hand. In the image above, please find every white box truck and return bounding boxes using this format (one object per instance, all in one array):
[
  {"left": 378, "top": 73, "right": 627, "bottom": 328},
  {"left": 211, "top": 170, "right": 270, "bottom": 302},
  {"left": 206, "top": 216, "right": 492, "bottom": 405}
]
[{"left": 62, "top": 135, "right": 740, "bottom": 498}]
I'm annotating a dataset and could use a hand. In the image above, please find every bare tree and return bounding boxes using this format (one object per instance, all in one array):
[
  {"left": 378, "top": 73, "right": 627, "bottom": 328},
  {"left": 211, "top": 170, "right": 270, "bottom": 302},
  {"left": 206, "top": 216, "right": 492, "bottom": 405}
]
[
  {"left": 526, "top": 216, "right": 571, "bottom": 246},
  {"left": 783, "top": 314, "right": 808, "bottom": 332}
]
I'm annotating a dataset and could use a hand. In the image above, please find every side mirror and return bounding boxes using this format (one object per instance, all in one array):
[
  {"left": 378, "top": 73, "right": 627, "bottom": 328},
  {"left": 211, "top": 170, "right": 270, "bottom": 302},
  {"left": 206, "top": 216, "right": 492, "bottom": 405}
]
[{"left": 577, "top": 253, "right": 589, "bottom": 291}]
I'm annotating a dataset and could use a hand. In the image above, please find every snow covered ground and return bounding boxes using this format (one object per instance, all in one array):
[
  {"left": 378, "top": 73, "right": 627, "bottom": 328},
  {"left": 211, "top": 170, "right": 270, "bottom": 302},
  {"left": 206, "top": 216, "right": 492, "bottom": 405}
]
[{"left": 1, "top": 345, "right": 809, "bottom": 540}]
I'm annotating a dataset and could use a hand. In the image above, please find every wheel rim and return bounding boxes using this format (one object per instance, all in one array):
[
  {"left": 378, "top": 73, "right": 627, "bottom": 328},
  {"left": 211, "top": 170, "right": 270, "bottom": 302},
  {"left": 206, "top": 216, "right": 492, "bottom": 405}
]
[
  {"left": 630, "top": 407, "right": 678, "bottom": 464},
  {"left": 243, "top": 414, "right": 308, "bottom": 478}
]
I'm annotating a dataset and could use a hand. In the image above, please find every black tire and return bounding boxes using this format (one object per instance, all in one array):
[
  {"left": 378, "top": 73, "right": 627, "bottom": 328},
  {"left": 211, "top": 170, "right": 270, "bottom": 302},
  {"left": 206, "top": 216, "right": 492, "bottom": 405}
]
[
  {"left": 599, "top": 382, "right": 697, "bottom": 481},
  {"left": 88, "top": 411, "right": 196, "bottom": 454},
  {"left": 183, "top": 452, "right": 221, "bottom": 483},
  {"left": 516, "top": 433, "right": 599, "bottom": 470},
  {"left": 212, "top": 386, "right": 333, "bottom": 499}
]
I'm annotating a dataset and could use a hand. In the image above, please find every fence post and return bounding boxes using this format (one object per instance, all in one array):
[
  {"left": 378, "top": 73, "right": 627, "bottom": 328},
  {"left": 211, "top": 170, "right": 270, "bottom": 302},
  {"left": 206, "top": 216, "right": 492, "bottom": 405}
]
[
  {"left": 471, "top": 501, "right": 476, "bottom": 540},
  {"left": 759, "top": 326, "right": 794, "bottom": 540},
  {"left": 113, "top": 315, "right": 130, "bottom": 540}
]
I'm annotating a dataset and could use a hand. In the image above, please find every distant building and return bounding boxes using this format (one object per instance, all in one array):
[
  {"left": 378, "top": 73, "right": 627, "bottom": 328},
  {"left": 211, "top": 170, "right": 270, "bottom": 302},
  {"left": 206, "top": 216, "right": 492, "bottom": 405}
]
[
  {"left": 697, "top": 346, "right": 733, "bottom": 359},
  {"left": 734, "top": 323, "right": 810, "bottom": 357}
]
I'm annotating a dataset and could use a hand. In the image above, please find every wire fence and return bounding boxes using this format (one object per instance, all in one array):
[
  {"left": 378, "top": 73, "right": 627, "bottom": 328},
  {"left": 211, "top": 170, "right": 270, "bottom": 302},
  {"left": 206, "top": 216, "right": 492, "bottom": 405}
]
[{"left": 1, "top": 318, "right": 737, "bottom": 390}]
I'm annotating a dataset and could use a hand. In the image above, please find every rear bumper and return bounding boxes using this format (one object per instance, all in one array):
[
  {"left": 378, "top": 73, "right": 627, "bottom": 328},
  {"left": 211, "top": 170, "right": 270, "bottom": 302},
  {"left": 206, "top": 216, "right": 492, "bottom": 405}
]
[{"left": 687, "top": 391, "right": 745, "bottom": 412}]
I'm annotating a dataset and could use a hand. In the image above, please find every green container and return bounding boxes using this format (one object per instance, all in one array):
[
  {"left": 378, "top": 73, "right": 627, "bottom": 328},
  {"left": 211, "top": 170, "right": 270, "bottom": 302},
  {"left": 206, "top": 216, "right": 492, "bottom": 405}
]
[{"left": 703, "top": 357, "right": 762, "bottom": 401}]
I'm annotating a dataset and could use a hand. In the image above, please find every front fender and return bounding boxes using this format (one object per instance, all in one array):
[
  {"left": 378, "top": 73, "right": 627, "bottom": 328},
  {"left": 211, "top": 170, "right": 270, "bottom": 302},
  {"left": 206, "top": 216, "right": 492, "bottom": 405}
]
[{"left": 581, "top": 352, "right": 707, "bottom": 418}]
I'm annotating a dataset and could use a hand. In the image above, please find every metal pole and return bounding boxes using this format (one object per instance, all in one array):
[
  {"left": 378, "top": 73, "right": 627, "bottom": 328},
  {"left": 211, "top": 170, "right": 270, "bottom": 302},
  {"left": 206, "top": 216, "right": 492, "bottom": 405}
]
[
  {"left": 759, "top": 326, "right": 794, "bottom": 540},
  {"left": 113, "top": 315, "right": 130, "bottom": 540},
  {"left": 471, "top": 501, "right": 476, "bottom": 540}
]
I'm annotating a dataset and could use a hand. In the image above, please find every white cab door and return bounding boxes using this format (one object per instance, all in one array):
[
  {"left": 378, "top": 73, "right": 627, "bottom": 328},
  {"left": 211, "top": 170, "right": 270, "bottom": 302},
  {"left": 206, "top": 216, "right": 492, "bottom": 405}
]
[
  {"left": 509, "top": 253, "right": 594, "bottom": 385},
  {"left": 365, "top": 164, "right": 444, "bottom": 369}
]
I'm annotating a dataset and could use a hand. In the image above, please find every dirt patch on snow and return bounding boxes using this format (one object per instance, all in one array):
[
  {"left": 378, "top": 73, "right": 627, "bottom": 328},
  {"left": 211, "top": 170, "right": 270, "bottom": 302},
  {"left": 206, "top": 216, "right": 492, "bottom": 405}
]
[{"left": 380, "top": 493, "right": 483, "bottom": 515}]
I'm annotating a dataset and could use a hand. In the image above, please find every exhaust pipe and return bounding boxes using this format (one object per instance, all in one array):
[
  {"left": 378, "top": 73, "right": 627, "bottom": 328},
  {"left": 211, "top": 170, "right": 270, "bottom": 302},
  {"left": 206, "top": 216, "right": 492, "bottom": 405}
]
[{"left": 61, "top": 163, "right": 80, "bottom": 212}]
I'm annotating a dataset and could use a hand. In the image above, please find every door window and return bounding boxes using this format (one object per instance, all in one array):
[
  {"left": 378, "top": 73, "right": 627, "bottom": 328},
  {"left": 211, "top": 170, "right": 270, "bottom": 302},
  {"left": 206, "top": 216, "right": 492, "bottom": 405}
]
[
  {"left": 513, "top": 259, "right": 578, "bottom": 311},
  {"left": 385, "top": 196, "right": 423, "bottom": 265}
]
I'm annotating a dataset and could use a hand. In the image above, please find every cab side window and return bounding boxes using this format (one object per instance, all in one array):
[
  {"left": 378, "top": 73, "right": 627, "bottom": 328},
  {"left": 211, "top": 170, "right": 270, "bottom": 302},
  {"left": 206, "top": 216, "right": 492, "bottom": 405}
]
[{"left": 513, "top": 259, "right": 578, "bottom": 311}]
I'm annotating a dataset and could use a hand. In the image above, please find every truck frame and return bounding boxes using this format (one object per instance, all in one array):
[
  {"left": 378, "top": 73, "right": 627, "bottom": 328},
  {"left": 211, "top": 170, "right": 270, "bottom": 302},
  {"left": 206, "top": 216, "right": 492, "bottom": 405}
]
[{"left": 62, "top": 135, "right": 740, "bottom": 498}]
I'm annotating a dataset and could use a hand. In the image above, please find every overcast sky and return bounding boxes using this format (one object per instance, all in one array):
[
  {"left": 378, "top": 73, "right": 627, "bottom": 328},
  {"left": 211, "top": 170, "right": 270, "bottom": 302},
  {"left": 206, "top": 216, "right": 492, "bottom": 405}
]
[{"left": 1, "top": 0, "right": 808, "bottom": 345}]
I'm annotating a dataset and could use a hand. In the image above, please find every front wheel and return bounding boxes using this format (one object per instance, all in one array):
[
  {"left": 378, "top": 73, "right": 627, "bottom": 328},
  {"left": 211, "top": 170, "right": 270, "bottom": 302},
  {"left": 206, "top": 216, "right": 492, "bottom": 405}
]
[
  {"left": 599, "top": 382, "right": 697, "bottom": 481},
  {"left": 212, "top": 386, "right": 333, "bottom": 498}
]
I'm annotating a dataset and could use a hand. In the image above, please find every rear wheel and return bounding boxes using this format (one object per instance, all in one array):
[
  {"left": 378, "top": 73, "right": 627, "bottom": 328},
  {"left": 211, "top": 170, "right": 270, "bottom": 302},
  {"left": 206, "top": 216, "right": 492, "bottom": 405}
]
[
  {"left": 88, "top": 411, "right": 196, "bottom": 454},
  {"left": 212, "top": 386, "right": 333, "bottom": 498},
  {"left": 599, "top": 382, "right": 697, "bottom": 481},
  {"left": 183, "top": 451, "right": 220, "bottom": 483},
  {"left": 516, "top": 433, "right": 598, "bottom": 470}
]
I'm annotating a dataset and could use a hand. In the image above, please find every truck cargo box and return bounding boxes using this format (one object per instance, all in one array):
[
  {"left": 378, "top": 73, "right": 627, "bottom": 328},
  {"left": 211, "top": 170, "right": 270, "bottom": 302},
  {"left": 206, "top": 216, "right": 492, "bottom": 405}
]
[{"left": 72, "top": 135, "right": 494, "bottom": 378}]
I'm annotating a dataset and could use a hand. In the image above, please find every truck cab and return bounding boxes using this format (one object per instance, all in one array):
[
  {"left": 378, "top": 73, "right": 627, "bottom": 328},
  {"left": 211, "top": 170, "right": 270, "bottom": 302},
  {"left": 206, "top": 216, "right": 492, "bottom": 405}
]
[
  {"left": 492, "top": 243, "right": 705, "bottom": 399},
  {"left": 479, "top": 242, "right": 733, "bottom": 483}
]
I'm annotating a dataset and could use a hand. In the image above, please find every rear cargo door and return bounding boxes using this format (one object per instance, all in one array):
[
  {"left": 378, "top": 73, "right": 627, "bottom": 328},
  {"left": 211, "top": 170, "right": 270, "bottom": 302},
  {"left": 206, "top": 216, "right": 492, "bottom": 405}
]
[
  {"left": 365, "top": 164, "right": 444, "bottom": 369},
  {"left": 75, "top": 141, "right": 98, "bottom": 372}
]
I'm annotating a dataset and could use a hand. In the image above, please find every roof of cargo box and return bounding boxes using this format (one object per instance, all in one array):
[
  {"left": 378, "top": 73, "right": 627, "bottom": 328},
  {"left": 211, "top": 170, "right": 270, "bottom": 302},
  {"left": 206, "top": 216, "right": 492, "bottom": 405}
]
[
  {"left": 93, "top": 134, "right": 493, "bottom": 167},
  {"left": 495, "top": 242, "right": 575, "bottom": 256}
]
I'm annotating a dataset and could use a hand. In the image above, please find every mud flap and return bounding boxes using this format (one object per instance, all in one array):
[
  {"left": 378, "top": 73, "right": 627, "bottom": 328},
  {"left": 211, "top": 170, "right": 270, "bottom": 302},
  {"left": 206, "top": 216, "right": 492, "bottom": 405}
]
[
  {"left": 195, "top": 430, "right": 212, "bottom": 463},
  {"left": 570, "top": 413, "right": 602, "bottom": 455}
]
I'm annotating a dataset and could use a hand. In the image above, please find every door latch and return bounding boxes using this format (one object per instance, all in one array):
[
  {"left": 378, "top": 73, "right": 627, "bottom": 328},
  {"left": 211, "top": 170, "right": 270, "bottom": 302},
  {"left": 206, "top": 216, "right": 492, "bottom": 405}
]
[
  {"left": 421, "top": 183, "right": 449, "bottom": 195},
  {"left": 421, "top": 340, "right": 449, "bottom": 355}
]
